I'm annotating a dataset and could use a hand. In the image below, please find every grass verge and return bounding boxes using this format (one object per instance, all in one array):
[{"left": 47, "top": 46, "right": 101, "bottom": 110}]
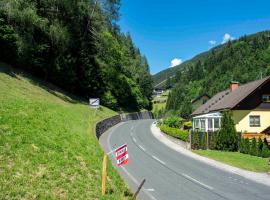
[
  {"left": 193, "top": 150, "right": 269, "bottom": 172},
  {"left": 0, "top": 63, "right": 131, "bottom": 199}
]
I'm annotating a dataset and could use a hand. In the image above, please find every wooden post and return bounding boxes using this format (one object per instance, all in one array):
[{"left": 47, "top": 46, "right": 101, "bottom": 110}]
[
  {"left": 102, "top": 154, "right": 107, "bottom": 195},
  {"left": 132, "top": 179, "right": 146, "bottom": 200}
]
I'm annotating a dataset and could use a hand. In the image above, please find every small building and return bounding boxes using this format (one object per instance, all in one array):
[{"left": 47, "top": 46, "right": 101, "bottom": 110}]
[
  {"left": 191, "top": 94, "right": 210, "bottom": 111},
  {"left": 192, "top": 77, "right": 270, "bottom": 133}
]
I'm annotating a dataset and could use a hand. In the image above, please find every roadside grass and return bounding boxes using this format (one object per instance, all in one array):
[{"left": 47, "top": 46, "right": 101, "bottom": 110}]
[
  {"left": 194, "top": 150, "right": 269, "bottom": 172},
  {"left": 0, "top": 64, "right": 131, "bottom": 199}
]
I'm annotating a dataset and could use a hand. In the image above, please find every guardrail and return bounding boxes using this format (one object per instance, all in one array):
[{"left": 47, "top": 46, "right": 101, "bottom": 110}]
[{"left": 96, "top": 111, "right": 153, "bottom": 139}]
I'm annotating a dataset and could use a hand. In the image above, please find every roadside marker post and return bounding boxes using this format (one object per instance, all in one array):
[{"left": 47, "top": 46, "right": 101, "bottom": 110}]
[{"left": 102, "top": 154, "right": 107, "bottom": 196}]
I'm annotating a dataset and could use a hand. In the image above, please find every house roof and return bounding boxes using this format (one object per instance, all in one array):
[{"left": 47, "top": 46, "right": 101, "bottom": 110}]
[
  {"left": 192, "top": 76, "right": 270, "bottom": 116},
  {"left": 191, "top": 93, "right": 210, "bottom": 103}
]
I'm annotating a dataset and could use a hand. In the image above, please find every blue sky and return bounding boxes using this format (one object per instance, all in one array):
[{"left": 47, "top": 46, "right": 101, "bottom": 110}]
[{"left": 118, "top": 0, "right": 270, "bottom": 74}]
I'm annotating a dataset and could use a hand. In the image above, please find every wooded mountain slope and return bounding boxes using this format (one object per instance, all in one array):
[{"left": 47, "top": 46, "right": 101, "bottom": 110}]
[
  {"left": 0, "top": 0, "right": 152, "bottom": 111},
  {"left": 166, "top": 31, "right": 270, "bottom": 117}
]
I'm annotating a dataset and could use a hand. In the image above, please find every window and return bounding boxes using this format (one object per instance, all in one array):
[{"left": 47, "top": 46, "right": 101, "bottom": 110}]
[
  {"left": 214, "top": 118, "right": 220, "bottom": 129},
  {"left": 249, "top": 115, "right": 260, "bottom": 127},
  {"left": 262, "top": 94, "right": 270, "bottom": 102},
  {"left": 208, "top": 118, "right": 213, "bottom": 130},
  {"left": 194, "top": 119, "right": 200, "bottom": 129},
  {"left": 201, "top": 119, "right": 206, "bottom": 130}
]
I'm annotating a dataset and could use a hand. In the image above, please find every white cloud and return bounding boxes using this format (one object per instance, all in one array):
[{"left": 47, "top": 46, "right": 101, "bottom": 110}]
[
  {"left": 209, "top": 40, "right": 217, "bottom": 45},
  {"left": 222, "top": 33, "right": 235, "bottom": 44},
  {"left": 169, "top": 58, "right": 183, "bottom": 68}
]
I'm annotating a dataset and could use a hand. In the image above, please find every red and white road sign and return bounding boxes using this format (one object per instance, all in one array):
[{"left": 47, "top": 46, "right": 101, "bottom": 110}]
[{"left": 115, "top": 144, "right": 129, "bottom": 166}]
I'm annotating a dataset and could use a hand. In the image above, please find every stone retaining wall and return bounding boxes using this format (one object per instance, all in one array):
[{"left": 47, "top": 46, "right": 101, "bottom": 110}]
[{"left": 96, "top": 111, "right": 153, "bottom": 139}]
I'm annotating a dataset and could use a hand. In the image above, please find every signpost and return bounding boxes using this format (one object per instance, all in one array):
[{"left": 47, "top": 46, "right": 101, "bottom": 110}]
[
  {"left": 115, "top": 144, "right": 129, "bottom": 166},
  {"left": 89, "top": 98, "right": 100, "bottom": 117},
  {"left": 101, "top": 144, "right": 129, "bottom": 196},
  {"left": 89, "top": 98, "right": 100, "bottom": 108}
]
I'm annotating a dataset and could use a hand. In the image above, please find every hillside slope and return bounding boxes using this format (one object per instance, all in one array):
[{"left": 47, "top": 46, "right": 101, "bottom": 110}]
[
  {"left": 165, "top": 30, "right": 270, "bottom": 117},
  {"left": 152, "top": 51, "right": 210, "bottom": 88},
  {"left": 0, "top": 63, "right": 131, "bottom": 199}
]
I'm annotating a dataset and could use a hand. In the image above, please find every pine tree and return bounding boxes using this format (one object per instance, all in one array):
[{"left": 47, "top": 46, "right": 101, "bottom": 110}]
[
  {"left": 257, "top": 138, "right": 264, "bottom": 157},
  {"left": 217, "top": 111, "right": 238, "bottom": 151},
  {"left": 261, "top": 143, "right": 270, "bottom": 158},
  {"left": 250, "top": 138, "right": 257, "bottom": 156}
]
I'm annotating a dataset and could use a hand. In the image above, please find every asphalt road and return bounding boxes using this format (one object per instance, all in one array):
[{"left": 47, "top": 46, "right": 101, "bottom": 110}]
[{"left": 99, "top": 119, "right": 270, "bottom": 200}]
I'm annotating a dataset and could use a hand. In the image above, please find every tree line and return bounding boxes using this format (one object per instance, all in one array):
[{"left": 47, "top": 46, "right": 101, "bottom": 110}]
[
  {"left": 0, "top": 0, "right": 153, "bottom": 111},
  {"left": 166, "top": 31, "right": 270, "bottom": 118}
]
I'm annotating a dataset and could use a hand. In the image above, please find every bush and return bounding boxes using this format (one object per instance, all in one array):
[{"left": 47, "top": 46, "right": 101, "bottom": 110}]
[
  {"left": 257, "top": 138, "right": 264, "bottom": 157},
  {"left": 200, "top": 132, "right": 207, "bottom": 150},
  {"left": 240, "top": 138, "right": 250, "bottom": 154},
  {"left": 239, "top": 138, "right": 245, "bottom": 153},
  {"left": 250, "top": 137, "right": 257, "bottom": 156},
  {"left": 261, "top": 143, "right": 270, "bottom": 158},
  {"left": 209, "top": 131, "right": 218, "bottom": 150},
  {"left": 183, "top": 121, "right": 192, "bottom": 130},
  {"left": 191, "top": 131, "right": 200, "bottom": 150},
  {"left": 159, "top": 125, "right": 189, "bottom": 142},
  {"left": 217, "top": 111, "right": 238, "bottom": 151},
  {"left": 264, "top": 138, "right": 269, "bottom": 150},
  {"left": 163, "top": 116, "right": 183, "bottom": 128}
]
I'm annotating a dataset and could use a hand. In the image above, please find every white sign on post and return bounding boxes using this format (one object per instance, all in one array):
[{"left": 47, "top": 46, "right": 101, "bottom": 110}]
[{"left": 89, "top": 98, "right": 100, "bottom": 108}]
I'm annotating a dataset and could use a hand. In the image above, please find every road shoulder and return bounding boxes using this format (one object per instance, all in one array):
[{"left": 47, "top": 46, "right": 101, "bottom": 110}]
[{"left": 151, "top": 122, "right": 270, "bottom": 187}]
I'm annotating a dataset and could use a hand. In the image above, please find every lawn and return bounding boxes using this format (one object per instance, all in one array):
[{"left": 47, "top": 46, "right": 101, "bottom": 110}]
[
  {"left": 194, "top": 150, "right": 270, "bottom": 172},
  {"left": 0, "top": 64, "right": 131, "bottom": 199}
]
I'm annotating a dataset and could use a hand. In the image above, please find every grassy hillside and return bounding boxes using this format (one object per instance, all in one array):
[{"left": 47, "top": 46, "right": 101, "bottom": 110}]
[{"left": 0, "top": 63, "right": 131, "bottom": 199}]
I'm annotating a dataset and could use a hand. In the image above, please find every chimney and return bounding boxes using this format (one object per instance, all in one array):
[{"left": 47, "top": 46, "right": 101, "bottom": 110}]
[{"left": 230, "top": 81, "right": 239, "bottom": 92}]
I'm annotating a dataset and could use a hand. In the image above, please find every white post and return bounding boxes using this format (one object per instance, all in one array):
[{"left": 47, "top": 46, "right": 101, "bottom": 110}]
[
  {"left": 205, "top": 118, "right": 208, "bottom": 132},
  {"left": 212, "top": 118, "right": 214, "bottom": 131}
]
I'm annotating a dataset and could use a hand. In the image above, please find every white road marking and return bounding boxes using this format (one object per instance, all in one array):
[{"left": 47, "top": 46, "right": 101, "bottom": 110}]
[
  {"left": 182, "top": 173, "right": 214, "bottom": 190},
  {"left": 133, "top": 137, "right": 137, "bottom": 142},
  {"left": 145, "top": 188, "right": 155, "bottom": 192},
  {"left": 152, "top": 156, "right": 166, "bottom": 165},
  {"left": 139, "top": 145, "right": 146, "bottom": 151}
]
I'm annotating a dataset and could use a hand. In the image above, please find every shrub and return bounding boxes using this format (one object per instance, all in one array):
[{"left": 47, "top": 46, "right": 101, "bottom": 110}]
[
  {"left": 163, "top": 116, "right": 183, "bottom": 128},
  {"left": 264, "top": 138, "right": 269, "bottom": 149},
  {"left": 239, "top": 138, "right": 245, "bottom": 153},
  {"left": 261, "top": 143, "right": 270, "bottom": 158},
  {"left": 257, "top": 138, "right": 264, "bottom": 157},
  {"left": 240, "top": 138, "right": 250, "bottom": 154},
  {"left": 244, "top": 138, "right": 250, "bottom": 154},
  {"left": 250, "top": 138, "right": 257, "bottom": 156},
  {"left": 200, "top": 132, "right": 207, "bottom": 150},
  {"left": 209, "top": 131, "right": 218, "bottom": 150},
  {"left": 217, "top": 111, "right": 238, "bottom": 151},
  {"left": 183, "top": 121, "right": 192, "bottom": 130},
  {"left": 192, "top": 131, "right": 200, "bottom": 150},
  {"left": 159, "top": 125, "right": 189, "bottom": 142}
]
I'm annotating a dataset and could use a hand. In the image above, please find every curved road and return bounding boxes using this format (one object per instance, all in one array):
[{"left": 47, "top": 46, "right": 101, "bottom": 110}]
[{"left": 99, "top": 120, "right": 270, "bottom": 200}]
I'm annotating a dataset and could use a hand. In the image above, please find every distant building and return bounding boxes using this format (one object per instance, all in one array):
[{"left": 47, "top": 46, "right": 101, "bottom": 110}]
[
  {"left": 153, "top": 88, "right": 164, "bottom": 97},
  {"left": 192, "top": 77, "right": 270, "bottom": 134}
]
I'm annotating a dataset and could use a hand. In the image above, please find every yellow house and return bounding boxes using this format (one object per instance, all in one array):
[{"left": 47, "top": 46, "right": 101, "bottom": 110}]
[{"left": 192, "top": 77, "right": 270, "bottom": 134}]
